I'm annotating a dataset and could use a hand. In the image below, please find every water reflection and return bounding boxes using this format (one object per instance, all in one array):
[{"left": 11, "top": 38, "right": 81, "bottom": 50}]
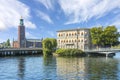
[
  {"left": 86, "top": 58, "right": 118, "bottom": 80},
  {"left": 56, "top": 57, "right": 86, "bottom": 80},
  {"left": 17, "top": 57, "right": 25, "bottom": 80},
  {"left": 43, "top": 56, "right": 57, "bottom": 79},
  {"left": 0, "top": 56, "right": 119, "bottom": 80},
  {"left": 56, "top": 57, "right": 118, "bottom": 80}
]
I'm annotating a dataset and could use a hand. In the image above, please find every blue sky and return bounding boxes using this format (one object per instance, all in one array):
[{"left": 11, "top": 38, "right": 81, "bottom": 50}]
[{"left": 0, "top": 0, "right": 120, "bottom": 43}]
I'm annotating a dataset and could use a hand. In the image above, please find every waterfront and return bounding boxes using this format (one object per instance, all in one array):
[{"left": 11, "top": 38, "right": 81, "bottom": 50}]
[{"left": 0, "top": 54, "right": 120, "bottom": 80}]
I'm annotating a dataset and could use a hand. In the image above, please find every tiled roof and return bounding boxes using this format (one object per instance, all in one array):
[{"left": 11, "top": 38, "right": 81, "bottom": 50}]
[
  {"left": 26, "top": 39, "right": 42, "bottom": 42},
  {"left": 57, "top": 28, "right": 90, "bottom": 32}
]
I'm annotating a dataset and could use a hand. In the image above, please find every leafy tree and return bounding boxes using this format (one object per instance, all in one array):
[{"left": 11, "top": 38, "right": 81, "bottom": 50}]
[
  {"left": 90, "top": 26, "right": 120, "bottom": 48},
  {"left": 103, "top": 26, "right": 119, "bottom": 47},
  {"left": 6, "top": 39, "right": 11, "bottom": 47},
  {"left": 42, "top": 38, "right": 57, "bottom": 56},
  {"left": 90, "top": 26, "right": 103, "bottom": 48}
]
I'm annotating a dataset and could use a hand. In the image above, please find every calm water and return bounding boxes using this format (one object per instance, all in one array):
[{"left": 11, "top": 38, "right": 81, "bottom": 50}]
[{"left": 0, "top": 53, "right": 120, "bottom": 80}]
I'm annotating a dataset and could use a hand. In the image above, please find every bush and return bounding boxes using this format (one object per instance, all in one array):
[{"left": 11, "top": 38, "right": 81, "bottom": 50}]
[
  {"left": 42, "top": 38, "right": 57, "bottom": 56},
  {"left": 55, "top": 48, "right": 86, "bottom": 57}
]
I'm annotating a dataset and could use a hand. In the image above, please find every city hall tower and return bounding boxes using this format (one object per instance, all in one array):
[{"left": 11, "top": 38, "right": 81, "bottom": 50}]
[{"left": 18, "top": 17, "right": 25, "bottom": 48}]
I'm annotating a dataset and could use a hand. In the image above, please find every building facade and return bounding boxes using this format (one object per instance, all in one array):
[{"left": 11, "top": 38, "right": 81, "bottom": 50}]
[
  {"left": 13, "top": 18, "right": 42, "bottom": 48},
  {"left": 57, "top": 28, "right": 91, "bottom": 51}
]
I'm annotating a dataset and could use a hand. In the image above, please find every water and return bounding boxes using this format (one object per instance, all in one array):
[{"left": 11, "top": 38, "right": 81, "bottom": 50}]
[{"left": 0, "top": 54, "right": 120, "bottom": 80}]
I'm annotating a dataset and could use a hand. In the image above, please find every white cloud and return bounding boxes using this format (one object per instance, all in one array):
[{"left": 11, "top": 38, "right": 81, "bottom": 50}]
[
  {"left": 37, "top": 0, "right": 54, "bottom": 10},
  {"left": 0, "top": 0, "right": 36, "bottom": 30},
  {"left": 58, "top": 0, "right": 120, "bottom": 24},
  {"left": 110, "top": 14, "right": 120, "bottom": 32},
  {"left": 37, "top": 10, "right": 53, "bottom": 24}
]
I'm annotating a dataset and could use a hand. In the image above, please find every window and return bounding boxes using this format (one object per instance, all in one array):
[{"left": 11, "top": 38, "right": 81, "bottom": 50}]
[
  {"left": 81, "top": 32, "right": 83, "bottom": 36},
  {"left": 81, "top": 39, "right": 83, "bottom": 42},
  {"left": 69, "top": 40, "right": 71, "bottom": 43},
  {"left": 69, "top": 33, "right": 71, "bottom": 36},
  {"left": 75, "top": 40, "right": 76, "bottom": 42}
]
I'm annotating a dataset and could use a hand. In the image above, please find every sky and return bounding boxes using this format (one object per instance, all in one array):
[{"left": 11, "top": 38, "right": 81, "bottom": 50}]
[{"left": 0, "top": 0, "right": 120, "bottom": 43}]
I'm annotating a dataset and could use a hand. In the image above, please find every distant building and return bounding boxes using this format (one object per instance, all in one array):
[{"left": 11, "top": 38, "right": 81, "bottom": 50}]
[
  {"left": 0, "top": 42, "right": 6, "bottom": 48},
  {"left": 13, "top": 17, "right": 42, "bottom": 48},
  {"left": 57, "top": 28, "right": 91, "bottom": 51}
]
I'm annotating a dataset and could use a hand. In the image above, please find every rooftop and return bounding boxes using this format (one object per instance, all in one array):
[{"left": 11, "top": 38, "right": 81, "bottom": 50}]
[
  {"left": 57, "top": 28, "right": 90, "bottom": 32},
  {"left": 26, "top": 39, "right": 42, "bottom": 42}
]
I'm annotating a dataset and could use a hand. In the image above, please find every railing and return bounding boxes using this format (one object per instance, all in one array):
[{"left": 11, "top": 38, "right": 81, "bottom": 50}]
[{"left": 84, "top": 48, "right": 120, "bottom": 52}]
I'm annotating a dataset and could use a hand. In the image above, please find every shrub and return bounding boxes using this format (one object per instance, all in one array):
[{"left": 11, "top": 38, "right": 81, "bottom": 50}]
[{"left": 55, "top": 48, "right": 86, "bottom": 57}]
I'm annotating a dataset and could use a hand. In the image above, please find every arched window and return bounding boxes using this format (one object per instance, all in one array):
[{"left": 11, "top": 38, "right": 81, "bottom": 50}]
[
  {"left": 66, "top": 40, "right": 68, "bottom": 43},
  {"left": 69, "top": 33, "right": 71, "bottom": 36},
  {"left": 75, "top": 33, "right": 77, "bottom": 36},
  {"left": 81, "top": 39, "right": 83, "bottom": 42},
  {"left": 69, "top": 40, "right": 71, "bottom": 43},
  {"left": 64, "top": 40, "right": 65, "bottom": 43},
  {"left": 81, "top": 32, "right": 83, "bottom": 36},
  {"left": 72, "top": 33, "right": 74, "bottom": 36},
  {"left": 66, "top": 33, "right": 68, "bottom": 36},
  {"left": 75, "top": 40, "right": 76, "bottom": 42},
  {"left": 58, "top": 34, "right": 60, "bottom": 37},
  {"left": 72, "top": 40, "right": 73, "bottom": 42}
]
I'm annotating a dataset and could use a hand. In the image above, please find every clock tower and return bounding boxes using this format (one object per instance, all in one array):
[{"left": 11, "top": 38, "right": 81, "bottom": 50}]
[{"left": 18, "top": 17, "right": 25, "bottom": 48}]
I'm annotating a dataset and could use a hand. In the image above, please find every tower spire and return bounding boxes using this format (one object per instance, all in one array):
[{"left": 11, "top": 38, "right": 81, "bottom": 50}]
[
  {"left": 21, "top": 16, "right": 22, "bottom": 19},
  {"left": 20, "top": 16, "right": 24, "bottom": 26}
]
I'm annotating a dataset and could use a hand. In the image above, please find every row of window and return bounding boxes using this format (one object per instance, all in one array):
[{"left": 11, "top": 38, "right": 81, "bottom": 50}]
[
  {"left": 58, "top": 45, "right": 88, "bottom": 49},
  {"left": 58, "top": 32, "right": 87, "bottom": 37},
  {"left": 58, "top": 39, "right": 87, "bottom": 43},
  {"left": 58, "top": 45, "right": 84, "bottom": 49}
]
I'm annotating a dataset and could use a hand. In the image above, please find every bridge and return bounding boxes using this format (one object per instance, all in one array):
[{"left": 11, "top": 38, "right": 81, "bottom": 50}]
[
  {"left": 0, "top": 48, "right": 43, "bottom": 56},
  {"left": 84, "top": 48, "right": 120, "bottom": 57}
]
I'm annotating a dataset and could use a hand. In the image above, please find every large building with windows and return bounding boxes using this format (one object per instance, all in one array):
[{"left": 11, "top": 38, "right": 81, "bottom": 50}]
[
  {"left": 57, "top": 28, "right": 91, "bottom": 51},
  {"left": 13, "top": 17, "right": 42, "bottom": 48}
]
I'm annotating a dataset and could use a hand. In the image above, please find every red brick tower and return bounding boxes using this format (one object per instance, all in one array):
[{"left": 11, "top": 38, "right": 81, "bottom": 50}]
[{"left": 18, "top": 17, "right": 25, "bottom": 48}]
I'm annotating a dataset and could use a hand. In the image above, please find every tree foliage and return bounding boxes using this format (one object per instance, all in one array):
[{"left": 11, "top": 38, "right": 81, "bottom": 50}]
[
  {"left": 55, "top": 49, "right": 85, "bottom": 57},
  {"left": 90, "top": 26, "right": 120, "bottom": 48},
  {"left": 42, "top": 38, "right": 57, "bottom": 56},
  {"left": 6, "top": 39, "right": 11, "bottom": 47}
]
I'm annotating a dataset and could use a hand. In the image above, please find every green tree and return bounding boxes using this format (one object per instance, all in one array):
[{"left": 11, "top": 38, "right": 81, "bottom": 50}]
[
  {"left": 6, "top": 39, "right": 11, "bottom": 48},
  {"left": 90, "top": 26, "right": 103, "bottom": 48},
  {"left": 103, "top": 26, "right": 119, "bottom": 47},
  {"left": 90, "top": 26, "right": 120, "bottom": 48},
  {"left": 42, "top": 38, "right": 57, "bottom": 56}
]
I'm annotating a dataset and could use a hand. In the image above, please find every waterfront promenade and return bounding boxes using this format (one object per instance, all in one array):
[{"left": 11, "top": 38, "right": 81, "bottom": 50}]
[
  {"left": 0, "top": 48, "right": 43, "bottom": 56},
  {"left": 0, "top": 48, "right": 120, "bottom": 57}
]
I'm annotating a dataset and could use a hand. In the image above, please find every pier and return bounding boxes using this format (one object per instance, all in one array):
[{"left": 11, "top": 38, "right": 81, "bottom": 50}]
[
  {"left": 85, "top": 48, "right": 120, "bottom": 57},
  {"left": 0, "top": 48, "right": 43, "bottom": 56}
]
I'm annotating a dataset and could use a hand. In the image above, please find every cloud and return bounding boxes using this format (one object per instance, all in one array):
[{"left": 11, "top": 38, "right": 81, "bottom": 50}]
[
  {"left": 58, "top": 0, "right": 120, "bottom": 24},
  {"left": 110, "top": 14, "right": 120, "bottom": 31},
  {"left": 36, "top": 0, "right": 55, "bottom": 10},
  {"left": 0, "top": 0, "right": 36, "bottom": 30},
  {"left": 37, "top": 10, "right": 53, "bottom": 24}
]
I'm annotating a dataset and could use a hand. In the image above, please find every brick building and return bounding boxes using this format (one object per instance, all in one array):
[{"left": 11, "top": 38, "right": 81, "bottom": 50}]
[{"left": 13, "top": 18, "right": 42, "bottom": 48}]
